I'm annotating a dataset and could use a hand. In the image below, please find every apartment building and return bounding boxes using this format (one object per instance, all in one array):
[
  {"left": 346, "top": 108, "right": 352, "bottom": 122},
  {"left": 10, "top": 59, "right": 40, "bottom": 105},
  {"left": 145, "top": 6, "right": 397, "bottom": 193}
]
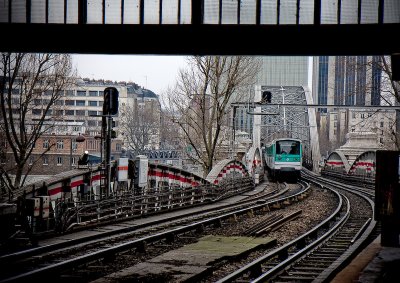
[{"left": 2, "top": 78, "right": 161, "bottom": 181}]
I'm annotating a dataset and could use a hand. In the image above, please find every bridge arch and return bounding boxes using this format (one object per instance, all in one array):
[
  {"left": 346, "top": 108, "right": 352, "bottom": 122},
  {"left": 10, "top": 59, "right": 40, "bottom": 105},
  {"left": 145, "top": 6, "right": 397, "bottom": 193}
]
[
  {"left": 348, "top": 151, "right": 376, "bottom": 177},
  {"left": 147, "top": 163, "right": 207, "bottom": 189},
  {"left": 206, "top": 159, "right": 249, "bottom": 185},
  {"left": 324, "top": 151, "right": 350, "bottom": 173}
]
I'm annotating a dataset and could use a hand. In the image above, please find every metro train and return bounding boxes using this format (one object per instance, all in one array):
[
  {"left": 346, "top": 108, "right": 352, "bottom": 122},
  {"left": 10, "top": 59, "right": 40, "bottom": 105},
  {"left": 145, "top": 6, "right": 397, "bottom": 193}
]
[{"left": 263, "top": 138, "right": 302, "bottom": 182}]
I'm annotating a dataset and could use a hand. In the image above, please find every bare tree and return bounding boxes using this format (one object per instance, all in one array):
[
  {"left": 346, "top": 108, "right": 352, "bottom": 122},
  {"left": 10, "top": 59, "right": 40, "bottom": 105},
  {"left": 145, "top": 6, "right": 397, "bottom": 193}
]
[
  {"left": 159, "top": 108, "right": 181, "bottom": 150},
  {"left": 0, "top": 53, "right": 75, "bottom": 196},
  {"left": 163, "top": 56, "right": 261, "bottom": 177},
  {"left": 119, "top": 100, "right": 160, "bottom": 156}
]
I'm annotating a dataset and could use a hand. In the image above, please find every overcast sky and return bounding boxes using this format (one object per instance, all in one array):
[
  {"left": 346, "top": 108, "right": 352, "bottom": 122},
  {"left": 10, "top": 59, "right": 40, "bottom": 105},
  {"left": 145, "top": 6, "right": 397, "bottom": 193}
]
[{"left": 72, "top": 54, "right": 188, "bottom": 95}]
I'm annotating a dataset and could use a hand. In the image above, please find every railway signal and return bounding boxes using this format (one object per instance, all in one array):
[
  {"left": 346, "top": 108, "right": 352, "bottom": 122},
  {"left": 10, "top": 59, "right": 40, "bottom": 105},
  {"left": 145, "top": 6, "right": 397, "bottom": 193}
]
[
  {"left": 103, "top": 87, "right": 119, "bottom": 115},
  {"left": 262, "top": 91, "right": 272, "bottom": 103}
]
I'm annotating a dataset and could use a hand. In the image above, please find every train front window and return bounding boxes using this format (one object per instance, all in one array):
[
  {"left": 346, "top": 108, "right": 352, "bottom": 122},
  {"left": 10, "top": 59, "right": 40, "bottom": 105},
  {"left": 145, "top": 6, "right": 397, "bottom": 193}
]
[{"left": 276, "top": 141, "right": 300, "bottom": 155}]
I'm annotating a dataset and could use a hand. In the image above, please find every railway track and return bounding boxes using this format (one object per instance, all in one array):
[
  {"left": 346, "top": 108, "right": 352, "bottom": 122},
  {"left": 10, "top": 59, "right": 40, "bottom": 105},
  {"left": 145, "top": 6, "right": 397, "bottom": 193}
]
[
  {"left": 214, "top": 169, "right": 376, "bottom": 283},
  {"left": 0, "top": 181, "right": 310, "bottom": 282}
]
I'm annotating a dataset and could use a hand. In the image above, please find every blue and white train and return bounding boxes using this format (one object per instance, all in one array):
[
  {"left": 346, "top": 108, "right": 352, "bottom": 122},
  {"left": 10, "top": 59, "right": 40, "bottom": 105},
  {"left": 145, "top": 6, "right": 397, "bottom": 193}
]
[{"left": 263, "top": 138, "right": 302, "bottom": 182}]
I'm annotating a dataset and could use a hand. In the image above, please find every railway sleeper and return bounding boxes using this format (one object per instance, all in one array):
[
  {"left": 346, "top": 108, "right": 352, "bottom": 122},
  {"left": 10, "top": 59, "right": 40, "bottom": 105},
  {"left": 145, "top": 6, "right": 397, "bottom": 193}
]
[
  {"left": 309, "top": 254, "right": 341, "bottom": 259},
  {"left": 316, "top": 250, "right": 345, "bottom": 256},
  {"left": 319, "top": 246, "right": 347, "bottom": 251},
  {"left": 297, "top": 261, "right": 332, "bottom": 266},
  {"left": 329, "top": 239, "right": 352, "bottom": 243},
  {"left": 324, "top": 243, "right": 350, "bottom": 249},
  {"left": 292, "top": 266, "right": 327, "bottom": 271},
  {"left": 310, "top": 250, "right": 342, "bottom": 254},
  {"left": 324, "top": 243, "right": 350, "bottom": 248},
  {"left": 278, "top": 275, "right": 316, "bottom": 281},
  {"left": 303, "top": 258, "right": 335, "bottom": 263},
  {"left": 288, "top": 271, "right": 321, "bottom": 276}
]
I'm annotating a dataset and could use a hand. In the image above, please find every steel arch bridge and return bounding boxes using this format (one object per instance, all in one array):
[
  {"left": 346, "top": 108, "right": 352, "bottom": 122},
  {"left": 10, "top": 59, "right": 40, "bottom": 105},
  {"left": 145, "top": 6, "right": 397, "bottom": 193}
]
[{"left": 252, "top": 85, "right": 321, "bottom": 172}]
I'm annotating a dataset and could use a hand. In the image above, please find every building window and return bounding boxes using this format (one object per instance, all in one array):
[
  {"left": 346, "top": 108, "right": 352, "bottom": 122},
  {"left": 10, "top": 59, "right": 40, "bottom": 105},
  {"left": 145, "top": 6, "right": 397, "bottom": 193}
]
[
  {"left": 352, "top": 112, "right": 356, "bottom": 119},
  {"left": 380, "top": 121, "right": 384, "bottom": 127},
  {"left": 75, "top": 110, "right": 86, "bottom": 116},
  {"left": 29, "top": 156, "right": 34, "bottom": 165},
  {"left": 77, "top": 90, "right": 86, "bottom": 96},
  {"left": 0, "top": 152, "right": 5, "bottom": 164},
  {"left": 76, "top": 100, "right": 85, "bottom": 106},
  {"left": 360, "top": 113, "right": 365, "bottom": 119},
  {"left": 98, "top": 101, "right": 103, "bottom": 106},
  {"left": 43, "top": 156, "right": 48, "bottom": 165},
  {"left": 380, "top": 137, "right": 383, "bottom": 143},
  {"left": 57, "top": 156, "right": 63, "bottom": 165},
  {"left": 89, "top": 101, "right": 98, "bottom": 107},
  {"left": 71, "top": 157, "right": 76, "bottom": 165},
  {"left": 334, "top": 121, "right": 337, "bottom": 127},
  {"left": 32, "top": 109, "right": 41, "bottom": 115},
  {"left": 65, "top": 100, "right": 75, "bottom": 106},
  {"left": 88, "top": 140, "right": 99, "bottom": 150},
  {"left": 43, "top": 139, "right": 49, "bottom": 149},
  {"left": 65, "top": 110, "right": 74, "bottom": 115},
  {"left": 89, "top": 91, "right": 98, "bottom": 96},
  {"left": 116, "top": 143, "right": 121, "bottom": 151},
  {"left": 87, "top": 120, "right": 97, "bottom": 127},
  {"left": 88, "top": 110, "right": 97, "bottom": 116},
  {"left": 333, "top": 129, "right": 337, "bottom": 135},
  {"left": 334, "top": 114, "right": 338, "bottom": 121},
  {"left": 65, "top": 90, "right": 74, "bottom": 96},
  {"left": 56, "top": 140, "right": 64, "bottom": 150}
]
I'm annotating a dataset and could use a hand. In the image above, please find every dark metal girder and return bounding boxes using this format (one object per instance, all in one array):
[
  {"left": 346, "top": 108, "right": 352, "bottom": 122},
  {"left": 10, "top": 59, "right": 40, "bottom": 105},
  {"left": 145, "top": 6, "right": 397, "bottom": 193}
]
[{"left": 1, "top": 23, "right": 399, "bottom": 55}]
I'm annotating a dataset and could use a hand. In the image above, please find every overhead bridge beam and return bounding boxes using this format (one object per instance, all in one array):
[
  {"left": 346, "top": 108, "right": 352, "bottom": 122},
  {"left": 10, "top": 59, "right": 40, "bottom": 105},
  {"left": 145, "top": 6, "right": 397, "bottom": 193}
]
[{"left": 1, "top": 24, "right": 399, "bottom": 55}]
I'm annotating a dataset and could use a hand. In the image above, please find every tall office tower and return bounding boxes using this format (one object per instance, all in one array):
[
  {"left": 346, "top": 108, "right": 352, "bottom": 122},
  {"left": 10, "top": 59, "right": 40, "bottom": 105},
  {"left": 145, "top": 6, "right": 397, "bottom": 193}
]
[
  {"left": 257, "top": 56, "right": 310, "bottom": 87},
  {"left": 313, "top": 56, "right": 382, "bottom": 109},
  {"left": 312, "top": 56, "right": 396, "bottom": 153}
]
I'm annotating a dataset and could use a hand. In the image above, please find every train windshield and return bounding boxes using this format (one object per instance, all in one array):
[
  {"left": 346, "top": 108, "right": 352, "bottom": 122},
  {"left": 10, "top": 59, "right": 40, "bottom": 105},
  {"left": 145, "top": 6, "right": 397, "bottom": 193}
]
[{"left": 276, "top": 140, "right": 300, "bottom": 155}]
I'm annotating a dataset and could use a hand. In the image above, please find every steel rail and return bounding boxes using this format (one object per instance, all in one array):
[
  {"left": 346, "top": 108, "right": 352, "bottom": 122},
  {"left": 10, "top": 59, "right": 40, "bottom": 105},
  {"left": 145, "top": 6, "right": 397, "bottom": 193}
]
[
  {"left": 0, "top": 181, "right": 310, "bottom": 282},
  {"left": 216, "top": 186, "right": 344, "bottom": 283},
  {"left": 302, "top": 171, "right": 377, "bottom": 282}
]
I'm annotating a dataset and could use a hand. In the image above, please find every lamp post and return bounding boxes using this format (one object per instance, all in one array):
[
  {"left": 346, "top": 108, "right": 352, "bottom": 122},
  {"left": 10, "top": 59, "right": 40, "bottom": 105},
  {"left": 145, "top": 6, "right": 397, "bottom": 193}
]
[{"left": 70, "top": 133, "right": 85, "bottom": 170}]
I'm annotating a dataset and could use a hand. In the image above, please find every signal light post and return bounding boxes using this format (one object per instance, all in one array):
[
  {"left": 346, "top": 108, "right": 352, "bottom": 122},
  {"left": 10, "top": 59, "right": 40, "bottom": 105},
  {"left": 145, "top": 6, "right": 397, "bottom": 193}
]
[
  {"left": 103, "top": 87, "right": 119, "bottom": 198},
  {"left": 91, "top": 87, "right": 119, "bottom": 199}
]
